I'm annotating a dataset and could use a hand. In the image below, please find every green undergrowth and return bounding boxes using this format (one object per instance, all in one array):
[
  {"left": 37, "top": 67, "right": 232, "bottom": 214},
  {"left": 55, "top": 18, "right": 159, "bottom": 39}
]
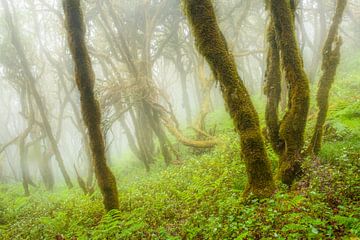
[
  {"left": 0, "top": 58, "right": 359, "bottom": 240},
  {"left": 0, "top": 117, "right": 359, "bottom": 239}
]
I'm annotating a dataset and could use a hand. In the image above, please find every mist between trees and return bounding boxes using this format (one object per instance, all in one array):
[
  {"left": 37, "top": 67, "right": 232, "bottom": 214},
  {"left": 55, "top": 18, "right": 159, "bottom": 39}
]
[{"left": 0, "top": 1, "right": 359, "bottom": 238}]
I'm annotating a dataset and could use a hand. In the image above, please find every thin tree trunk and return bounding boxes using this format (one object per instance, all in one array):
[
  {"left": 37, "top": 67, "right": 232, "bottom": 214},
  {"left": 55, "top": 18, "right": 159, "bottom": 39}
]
[
  {"left": 195, "top": 57, "right": 214, "bottom": 132},
  {"left": 175, "top": 50, "right": 192, "bottom": 125},
  {"left": 308, "top": 0, "right": 327, "bottom": 84},
  {"left": 144, "top": 104, "right": 173, "bottom": 165},
  {"left": 63, "top": 0, "right": 119, "bottom": 211},
  {"left": 38, "top": 144, "right": 55, "bottom": 191},
  {"left": 264, "top": 19, "right": 284, "bottom": 155},
  {"left": 19, "top": 139, "right": 30, "bottom": 196}
]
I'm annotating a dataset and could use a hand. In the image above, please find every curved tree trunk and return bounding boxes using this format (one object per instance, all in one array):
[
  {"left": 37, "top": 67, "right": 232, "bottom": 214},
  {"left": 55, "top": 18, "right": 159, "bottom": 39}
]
[
  {"left": 183, "top": 0, "right": 275, "bottom": 197},
  {"left": 309, "top": 0, "right": 347, "bottom": 154},
  {"left": 63, "top": 0, "right": 119, "bottom": 211},
  {"left": 270, "top": 0, "right": 310, "bottom": 186},
  {"left": 162, "top": 116, "right": 219, "bottom": 149}
]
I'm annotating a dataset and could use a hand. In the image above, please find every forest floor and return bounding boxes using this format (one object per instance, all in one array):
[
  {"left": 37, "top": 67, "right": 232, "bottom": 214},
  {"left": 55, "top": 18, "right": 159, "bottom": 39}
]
[{"left": 0, "top": 58, "right": 360, "bottom": 239}]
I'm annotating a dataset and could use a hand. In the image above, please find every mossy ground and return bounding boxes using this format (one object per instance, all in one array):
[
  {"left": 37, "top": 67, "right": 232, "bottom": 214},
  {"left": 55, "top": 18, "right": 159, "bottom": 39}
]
[{"left": 0, "top": 59, "right": 359, "bottom": 239}]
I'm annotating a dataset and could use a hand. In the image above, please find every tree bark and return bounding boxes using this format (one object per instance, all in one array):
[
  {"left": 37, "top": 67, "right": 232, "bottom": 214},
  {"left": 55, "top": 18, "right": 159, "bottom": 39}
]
[
  {"left": 183, "top": 0, "right": 275, "bottom": 197},
  {"left": 63, "top": 0, "right": 119, "bottom": 211}
]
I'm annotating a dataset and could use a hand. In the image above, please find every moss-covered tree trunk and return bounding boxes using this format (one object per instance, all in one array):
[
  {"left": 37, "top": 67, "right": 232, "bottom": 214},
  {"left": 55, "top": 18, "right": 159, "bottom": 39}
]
[
  {"left": 183, "top": 0, "right": 275, "bottom": 197},
  {"left": 269, "top": 0, "right": 310, "bottom": 186},
  {"left": 309, "top": 0, "right": 347, "bottom": 154},
  {"left": 63, "top": 0, "right": 119, "bottom": 211}
]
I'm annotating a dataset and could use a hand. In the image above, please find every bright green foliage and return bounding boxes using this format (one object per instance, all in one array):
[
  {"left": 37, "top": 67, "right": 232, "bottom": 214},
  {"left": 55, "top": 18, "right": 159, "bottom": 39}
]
[
  {"left": 0, "top": 119, "right": 359, "bottom": 239},
  {"left": 0, "top": 54, "right": 359, "bottom": 240}
]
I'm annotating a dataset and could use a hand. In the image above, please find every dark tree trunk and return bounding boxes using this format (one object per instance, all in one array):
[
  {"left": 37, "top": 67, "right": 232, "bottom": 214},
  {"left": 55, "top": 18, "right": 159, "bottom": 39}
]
[{"left": 63, "top": 0, "right": 119, "bottom": 211}]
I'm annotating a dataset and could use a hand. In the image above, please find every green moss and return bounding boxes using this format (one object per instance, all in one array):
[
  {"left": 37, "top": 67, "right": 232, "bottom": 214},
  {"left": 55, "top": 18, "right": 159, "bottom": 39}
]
[
  {"left": 63, "top": 0, "right": 119, "bottom": 211},
  {"left": 183, "top": 0, "right": 275, "bottom": 197},
  {"left": 309, "top": 0, "right": 347, "bottom": 154},
  {"left": 264, "top": 19, "right": 284, "bottom": 155},
  {"left": 270, "top": 0, "right": 310, "bottom": 186}
]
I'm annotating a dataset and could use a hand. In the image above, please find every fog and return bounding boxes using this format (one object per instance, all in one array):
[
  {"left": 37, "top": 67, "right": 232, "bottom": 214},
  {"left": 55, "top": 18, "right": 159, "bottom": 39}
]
[{"left": 0, "top": 0, "right": 359, "bottom": 187}]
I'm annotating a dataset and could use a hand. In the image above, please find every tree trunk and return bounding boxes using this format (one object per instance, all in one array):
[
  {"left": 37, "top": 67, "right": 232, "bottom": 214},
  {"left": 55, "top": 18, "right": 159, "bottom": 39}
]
[
  {"left": 309, "top": 0, "right": 347, "bottom": 154},
  {"left": 144, "top": 104, "right": 173, "bottom": 165},
  {"left": 183, "top": 0, "right": 275, "bottom": 197},
  {"left": 175, "top": 50, "right": 192, "bottom": 126},
  {"left": 162, "top": 116, "right": 219, "bottom": 149},
  {"left": 63, "top": 0, "right": 119, "bottom": 211},
  {"left": 38, "top": 145, "right": 55, "bottom": 191},
  {"left": 270, "top": 0, "right": 310, "bottom": 186},
  {"left": 308, "top": 0, "right": 327, "bottom": 84},
  {"left": 264, "top": 19, "right": 284, "bottom": 155},
  {"left": 195, "top": 57, "right": 215, "bottom": 132}
]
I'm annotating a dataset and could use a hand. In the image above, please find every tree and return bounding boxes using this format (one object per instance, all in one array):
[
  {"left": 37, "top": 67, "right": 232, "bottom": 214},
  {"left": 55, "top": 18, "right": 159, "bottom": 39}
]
[
  {"left": 265, "top": 0, "right": 348, "bottom": 185},
  {"left": 309, "top": 0, "right": 348, "bottom": 154},
  {"left": 182, "top": 0, "right": 275, "bottom": 197},
  {"left": 62, "top": 0, "right": 119, "bottom": 211},
  {"left": 268, "top": 0, "right": 310, "bottom": 186},
  {"left": 264, "top": 18, "right": 283, "bottom": 155},
  {"left": 1, "top": 0, "right": 73, "bottom": 189}
]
